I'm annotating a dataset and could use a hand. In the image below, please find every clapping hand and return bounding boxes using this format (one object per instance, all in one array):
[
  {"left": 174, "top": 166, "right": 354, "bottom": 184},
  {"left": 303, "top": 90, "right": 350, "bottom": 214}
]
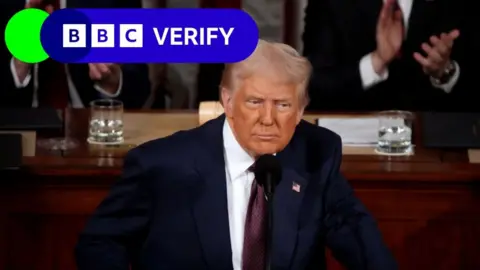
[
  {"left": 88, "top": 63, "right": 120, "bottom": 81},
  {"left": 26, "top": 0, "right": 54, "bottom": 13},
  {"left": 413, "top": 30, "right": 460, "bottom": 78},
  {"left": 372, "top": 0, "right": 404, "bottom": 74},
  {"left": 88, "top": 63, "right": 121, "bottom": 95}
]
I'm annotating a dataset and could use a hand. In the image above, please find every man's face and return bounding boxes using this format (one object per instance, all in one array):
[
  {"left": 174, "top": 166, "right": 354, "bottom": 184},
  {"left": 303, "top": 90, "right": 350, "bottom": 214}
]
[{"left": 222, "top": 76, "right": 304, "bottom": 156}]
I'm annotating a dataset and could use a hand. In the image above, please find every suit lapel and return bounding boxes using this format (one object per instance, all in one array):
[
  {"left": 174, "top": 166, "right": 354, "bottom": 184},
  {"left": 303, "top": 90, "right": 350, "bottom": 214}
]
[
  {"left": 355, "top": 0, "right": 383, "bottom": 25},
  {"left": 408, "top": 0, "right": 427, "bottom": 28},
  {"left": 407, "top": 0, "right": 431, "bottom": 40},
  {"left": 191, "top": 115, "right": 233, "bottom": 270},
  {"left": 344, "top": 0, "right": 382, "bottom": 53},
  {"left": 274, "top": 131, "right": 310, "bottom": 268}
]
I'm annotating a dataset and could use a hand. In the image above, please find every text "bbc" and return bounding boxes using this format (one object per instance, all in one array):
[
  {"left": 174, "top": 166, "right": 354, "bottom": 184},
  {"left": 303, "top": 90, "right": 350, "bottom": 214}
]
[{"left": 63, "top": 24, "right": 143, "bottom": 48}]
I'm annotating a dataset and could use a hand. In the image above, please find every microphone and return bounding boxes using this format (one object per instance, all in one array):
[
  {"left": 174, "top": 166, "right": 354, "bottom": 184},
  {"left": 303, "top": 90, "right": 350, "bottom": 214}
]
[
  {"left": 254, "top": 154, "right": 282, "bottom": 270},
  {"left": 254, "top": 154, "right": 282, "bottom": 201}
]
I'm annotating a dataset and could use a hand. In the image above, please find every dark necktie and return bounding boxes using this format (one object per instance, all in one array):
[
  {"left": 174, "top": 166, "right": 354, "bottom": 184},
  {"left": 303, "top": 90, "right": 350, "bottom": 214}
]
[
  {"left": 242, "top": 177, "right": 267, "bottom": 270},
  {"left": 37, "top": 0, "right": 69, "bottom": 109},
  {"left": 393, "top": 0, "right": 405, "bottom": 59}
]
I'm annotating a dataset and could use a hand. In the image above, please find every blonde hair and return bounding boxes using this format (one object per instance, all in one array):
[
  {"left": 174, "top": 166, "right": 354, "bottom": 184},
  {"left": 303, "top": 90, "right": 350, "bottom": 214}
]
[{"left": 220, "top": 39, "right": 312, "bottom": 107}]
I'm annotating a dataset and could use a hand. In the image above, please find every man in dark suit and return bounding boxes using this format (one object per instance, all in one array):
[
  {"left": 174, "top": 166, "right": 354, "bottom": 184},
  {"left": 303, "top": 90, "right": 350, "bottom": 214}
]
[
  {"left": 75, "top": 40, "right": 396, "bottom": 270},
  {"left": 1, "top": 0, "right": 150, "bottom": 109},
  {"left": 303, "top": 0, "right": 472, "bottom": 111}
]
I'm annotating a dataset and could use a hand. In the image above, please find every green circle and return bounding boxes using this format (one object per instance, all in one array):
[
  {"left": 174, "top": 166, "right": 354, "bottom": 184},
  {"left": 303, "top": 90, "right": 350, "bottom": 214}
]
[{"left": 4, "top": 8, "right": 50, "bottom": 64}]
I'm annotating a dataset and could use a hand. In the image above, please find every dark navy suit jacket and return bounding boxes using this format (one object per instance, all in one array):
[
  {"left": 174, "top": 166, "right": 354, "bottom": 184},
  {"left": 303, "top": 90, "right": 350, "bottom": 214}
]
[{"left": 75, "top": 115, "right": 397, "bottom": 270}]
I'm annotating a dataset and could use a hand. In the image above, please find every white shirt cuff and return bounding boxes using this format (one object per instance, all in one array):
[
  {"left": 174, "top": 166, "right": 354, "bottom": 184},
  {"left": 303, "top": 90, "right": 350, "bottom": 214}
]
[
  {"left": 359, "top": 53, "right": 389, "bottom": 90},
  {"left": 10, "top": 57, "right": 32, "bottom": 88},
  {"left": 430, "top": 61, "right": 460, "bottom": 94},
  {"left": 93, "top": 70, "right": 123, "bottom": 98}
]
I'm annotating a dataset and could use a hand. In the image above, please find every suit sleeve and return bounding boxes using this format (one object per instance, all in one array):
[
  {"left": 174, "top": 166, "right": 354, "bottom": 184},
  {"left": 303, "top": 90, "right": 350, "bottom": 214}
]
[
  {"left": 0, "top": 58, "right": 34, "bottom": 107},
  {"left": 75, "top": 149, "right": 152, "bottom": 270},
  {"left": 106, "top": 0, "right": 150, "bottom": 109},
  {"left": 321, "top": 136, "right": 397, "bottom": 270},
  {"left": 0, "top": 2, "right": 34, "bottom": 108},
  {"left": 440, "top": 0, "right": 470, "bottom": 97},
  {"left": 302, "top": 0, "right": 364, "bottom": 96},
  {"left": 114, "top": 64, "right": 151, "bottom": 109}
]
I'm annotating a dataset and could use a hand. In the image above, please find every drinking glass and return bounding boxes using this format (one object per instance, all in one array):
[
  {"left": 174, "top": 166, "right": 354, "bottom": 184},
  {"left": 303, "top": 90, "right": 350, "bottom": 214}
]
[
  {"left": 87, "top": 99, "right": 124, "bottom": 145},
  {"left": 376, "top": 110, "right": 414, "bottom": 155}
]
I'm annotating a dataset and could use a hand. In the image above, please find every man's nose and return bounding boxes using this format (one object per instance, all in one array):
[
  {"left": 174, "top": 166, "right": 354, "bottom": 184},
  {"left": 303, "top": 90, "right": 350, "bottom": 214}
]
[{"left": 260, "top": 103, "right": 274, "bottom": 126}]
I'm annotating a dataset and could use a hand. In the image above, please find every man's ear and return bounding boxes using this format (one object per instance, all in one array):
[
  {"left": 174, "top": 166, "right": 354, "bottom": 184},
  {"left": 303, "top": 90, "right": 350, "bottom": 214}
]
[
  {"left": 296, "top": 108, "right": 304, "bottom": 124},
  {"left": 220, "top": 87, "right": 233, "bottom": 117}
]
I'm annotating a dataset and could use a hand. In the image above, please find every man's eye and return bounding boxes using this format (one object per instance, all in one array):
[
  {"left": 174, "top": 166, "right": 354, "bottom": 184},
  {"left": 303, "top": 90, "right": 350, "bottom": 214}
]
[
  {"left": 278, "top": 103, "right": 291, "bottom": 108},
  {"left": 248, "top": 100, "right": 262, "bottom": 104}
]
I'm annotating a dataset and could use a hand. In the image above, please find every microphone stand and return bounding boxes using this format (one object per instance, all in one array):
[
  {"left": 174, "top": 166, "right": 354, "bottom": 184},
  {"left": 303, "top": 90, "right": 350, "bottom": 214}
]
[{"left": 265, "top": 175, "right": 274, "bottom": 270}]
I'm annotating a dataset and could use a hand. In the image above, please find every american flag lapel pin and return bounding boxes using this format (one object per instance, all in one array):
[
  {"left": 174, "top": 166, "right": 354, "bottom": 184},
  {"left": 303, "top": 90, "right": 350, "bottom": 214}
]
[{"left": 292, "top": 181, "right": 301, "bottom": 192}]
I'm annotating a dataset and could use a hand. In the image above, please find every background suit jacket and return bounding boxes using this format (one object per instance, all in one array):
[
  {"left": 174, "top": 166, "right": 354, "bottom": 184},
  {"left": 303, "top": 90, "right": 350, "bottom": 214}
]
[
  {"left": 75, "top": 114, "right": 397, "bottom": 270},
  {"left": 303, "top": 0, "right": 475, "bottom": 112},
  {"left": 0, "top": 0, "right": 150, "bottom": 109}
]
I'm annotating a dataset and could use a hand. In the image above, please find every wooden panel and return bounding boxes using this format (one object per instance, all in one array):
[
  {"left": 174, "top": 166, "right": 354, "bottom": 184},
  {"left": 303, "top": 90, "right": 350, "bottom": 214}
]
[
  {"left": 1, "top": 180, "right": 480, "bottom": 269},
  {"left": 0, "top": 179, "right": 112, "bottom": 270},
  {"left": 5, "top": 214, "right": 89, "bottom": 270},
  {"left": 326, "top": 185, "right": 480, "bottom": 270}
]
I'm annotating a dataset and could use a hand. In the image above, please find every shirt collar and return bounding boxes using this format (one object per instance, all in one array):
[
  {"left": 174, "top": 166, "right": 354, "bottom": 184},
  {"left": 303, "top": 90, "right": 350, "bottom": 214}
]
[{"left": 223, "top": 120, "right": 255, "bottom": 181}]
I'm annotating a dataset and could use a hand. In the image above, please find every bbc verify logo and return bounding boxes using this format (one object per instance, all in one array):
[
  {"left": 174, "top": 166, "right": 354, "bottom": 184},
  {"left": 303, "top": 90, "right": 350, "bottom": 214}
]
[
  {"left": 63, "top": 24, "right": 143, "bottom": 48},
  {"left": 39, "top": 8, "right": 258, "bottom": 63}
]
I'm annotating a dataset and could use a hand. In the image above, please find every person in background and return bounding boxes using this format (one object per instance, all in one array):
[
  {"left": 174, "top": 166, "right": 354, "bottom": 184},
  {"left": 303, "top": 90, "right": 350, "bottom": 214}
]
[
  {"left": 1, "top": 0, "right": 150, "bottom": 109},
  {"left": 303, "top": 0, "right": 472, "bottom": 111},
  {"left": 75, "top": 39, "right": 396, "bottom": 270}
]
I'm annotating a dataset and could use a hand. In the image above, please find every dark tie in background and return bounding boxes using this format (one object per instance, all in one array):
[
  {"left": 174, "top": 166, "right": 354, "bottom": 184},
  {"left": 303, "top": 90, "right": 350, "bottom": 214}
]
[
  {"left": 242, "top": 176, "right": 267, "bottom": 270},
  {"left": 393, "top": 0, "right": 405, "bottom": 59},
  {"left": 37, "top": 0, "right": 69, "bottom": 109}
]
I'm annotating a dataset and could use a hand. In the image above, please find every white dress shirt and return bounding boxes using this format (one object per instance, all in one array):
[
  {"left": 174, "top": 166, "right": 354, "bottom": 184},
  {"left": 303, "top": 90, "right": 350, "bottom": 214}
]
[
  {"left": 10, "top": 0, "right": 123, "bottom": 108},
  {"left": 223, "top": 120, "right": 256, "bottom": 270},
  {"left": 359, "top": 0, "right": 460, "bottom": 93}
]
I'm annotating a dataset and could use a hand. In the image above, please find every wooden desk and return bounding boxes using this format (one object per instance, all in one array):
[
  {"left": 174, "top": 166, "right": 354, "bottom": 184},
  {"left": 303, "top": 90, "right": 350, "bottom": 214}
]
[{"left": 1, "top": 109, "right": 480, "bottom": 270}]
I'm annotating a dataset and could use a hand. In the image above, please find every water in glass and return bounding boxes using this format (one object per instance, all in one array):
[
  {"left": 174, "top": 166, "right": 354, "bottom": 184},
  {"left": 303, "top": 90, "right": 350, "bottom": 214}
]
[
  {"left": 88, "top": 118, "right": 124, "bottom": 144},
  {"left": 88, "top": 99, "right": 124, "bottom": 144},
  {"left": 377, "top": 111, "right": 413, "bottom": 154}
]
